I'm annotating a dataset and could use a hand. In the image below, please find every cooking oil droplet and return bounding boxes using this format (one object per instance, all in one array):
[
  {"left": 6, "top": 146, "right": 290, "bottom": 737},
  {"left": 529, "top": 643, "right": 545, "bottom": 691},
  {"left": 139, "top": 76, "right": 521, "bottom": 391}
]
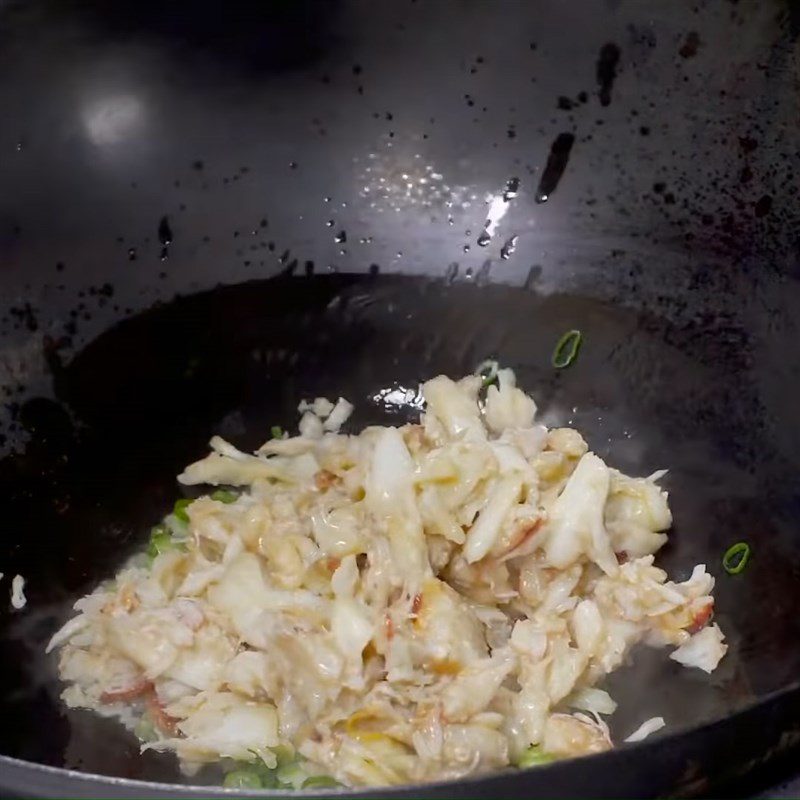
[
  {"left": 326, "top": 220, "right": 334, "bottom": 227},
  {"left": 445, "top": 262, "right": 459, "bottom": 283},
  {"left": 158, "top": 216, "right": 173, "bottom": 245},
  {"left": 157, "top": 216, "right": 173, "bottom": 261},
  {"left": 334, "top": 230, "right": 347, "bottom": 243},
  {"left": 463, "top": 244, "right": 471, "bottom": 253},
  {"left": 596, "top": 43, "right": 621, "bottom": 107},
  {"left": 536, "top": 134, "right": 575, "bottom": 203},
  {"left": 477, "top": 177, "right": 518, "bottom": 246},
  {"left": 502, "top": 177, "right": 520, "bottom": 201},
  {"left": 476, "top": 260, "right": 491, "bottom": 285},
  {"left": 127, "top": 247, "right": 137, "bottom": 261},
  {"left": 500, "top": 235, "right": 518, "bottom": 260},
  {"left": 464, "top": 267, "right": 474, "bottom": 281}
]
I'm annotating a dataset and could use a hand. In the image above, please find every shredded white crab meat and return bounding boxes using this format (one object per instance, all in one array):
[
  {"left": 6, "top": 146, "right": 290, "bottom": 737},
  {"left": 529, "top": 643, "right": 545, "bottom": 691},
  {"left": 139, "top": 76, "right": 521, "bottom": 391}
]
[
  {"left": 669, "top": 623, "right": 727, "bottom": 673},
  {"left": 624, "top": 716, "right": 666, "bottom": 743},
  {"left": 48, "top": 369, "right": 725, "bottom": 788}
]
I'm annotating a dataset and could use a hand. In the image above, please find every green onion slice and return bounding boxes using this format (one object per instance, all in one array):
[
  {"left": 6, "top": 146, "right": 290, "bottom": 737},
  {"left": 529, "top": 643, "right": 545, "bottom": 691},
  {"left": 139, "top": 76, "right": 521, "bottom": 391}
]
[
  {"left": 271, "top": 425, "right": 284, "bottom": 439},
  {"left": 244, "top": 750, "right": 280, "bottom": 787},
  {"left": 146, "top": 525, "right": 175, "bottom": 559},
  {"left": 270, "top": 744, "right": 295, "bottom": 767},
  {"left": 722, "top": 541, "right": 751, "bottom": 575},
  {"left": 276, "top": 761, "right": 308, "bottom": 789},
  {"left": 476, "top": 358, "right": 500, "bottom": 388},
  {"left": 517, "top": 744, "right": 554, "bottom": 769},
  {"left": 173, "top": 497, "right": 192, "bottom": 522},
  {"left": 223, "top": 767, "right": 264, "bottom": 790},
  {"left": 210, "top": 489, "right": 238, "bottom": 504},
  {"left": 551, "top": 329, "right": 582, "bottom": 369},
  {"left": 302, "top": 775, "right": 342, "bottom": 789}
]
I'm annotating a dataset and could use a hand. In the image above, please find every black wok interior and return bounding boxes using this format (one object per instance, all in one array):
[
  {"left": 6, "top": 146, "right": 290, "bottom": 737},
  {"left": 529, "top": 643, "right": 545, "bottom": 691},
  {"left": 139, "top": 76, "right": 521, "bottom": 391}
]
[{"left": 0, "top": 1, "right": 799, "bottom": 797}]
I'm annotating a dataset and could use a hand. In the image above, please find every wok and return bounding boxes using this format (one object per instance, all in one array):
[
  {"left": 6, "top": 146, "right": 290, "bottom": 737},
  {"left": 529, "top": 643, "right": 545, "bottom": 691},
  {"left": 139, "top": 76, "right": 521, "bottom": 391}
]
[{"left": 0, "top": 0, "right": 799, "bottom": 796}]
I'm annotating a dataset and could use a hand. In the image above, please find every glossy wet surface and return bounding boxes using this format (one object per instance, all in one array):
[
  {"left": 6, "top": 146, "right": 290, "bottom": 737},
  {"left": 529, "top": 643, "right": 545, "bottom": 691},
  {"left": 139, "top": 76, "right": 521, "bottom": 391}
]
[{"left": 0, "top": 274, "right": 798, "bottom": 786}]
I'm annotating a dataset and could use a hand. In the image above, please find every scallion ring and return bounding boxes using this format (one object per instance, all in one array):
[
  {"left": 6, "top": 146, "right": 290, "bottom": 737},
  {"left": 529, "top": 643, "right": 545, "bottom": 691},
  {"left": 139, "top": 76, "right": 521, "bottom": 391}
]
[
  {"left": 476, "top": 358, "right": 500, "bottom": 388},
  {"left": 722, "top": 541, "right": 751, "bottom": 575},
  {"left": 551, "top": 329, "right": 582, "bottom": 369},
  {"left": 210, "top": 489, "right": 238, "bottom": 504},
  {"left": 517, "top": 745, "right": 554, "bottom": 769},
  {"left": 302, "top": 775, "right": 341, "bottom": 789},
  {"left": 223, "top": 767, "right": 264, "bottom": 790},
  {"left": 173, "top": 497, "right": 192, "bottom": 522}
]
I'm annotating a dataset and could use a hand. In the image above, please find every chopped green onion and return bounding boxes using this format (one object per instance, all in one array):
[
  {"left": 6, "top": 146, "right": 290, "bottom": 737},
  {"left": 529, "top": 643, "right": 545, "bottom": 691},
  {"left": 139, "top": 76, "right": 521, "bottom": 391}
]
[
  {"left": 256, "top": 764, "right": 279, "bottom": 789},
  {"left": 162, "top": 513, "right": 188, "bottom": 537},
  {"left": 147, "top": 524, "right": 176, "bottom": 559},
  {"left": 210, "top": 489, "right": 238, "bottom": 504},
  {"left": 276, "top": 761, "right": 308, "bottom": 789},
  {"left": 271, "top": 744, "right": 295, "bottom": 767},
  {"left": 722, "top": 541, "right": 751, "bottom": 575},
  {"left": 476, "top": 359, "right": 499, "bottom": 388},
  {"left": 271, "top": 425, "right": 284, "bottom": 439},
  {"left": 551, "top": 329, "right": 582, "bottom": 369},
  {"left": 244, "top": 750, "right": 280, "bottom": 787},
  {"left": 516, "top": 745, "right": 554, "bottom": 769},
  {"left": 223, "top": 767, "right": 264, "bottom": 790},
  {"left": 302, "top": 775, "right": 342, "bottom": 789},
  {"left": 246, "top": 747, "right": 275, "bottom": 768},
  {"left": 173, "top": 497, "right": 192, "bottom": 522}
]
